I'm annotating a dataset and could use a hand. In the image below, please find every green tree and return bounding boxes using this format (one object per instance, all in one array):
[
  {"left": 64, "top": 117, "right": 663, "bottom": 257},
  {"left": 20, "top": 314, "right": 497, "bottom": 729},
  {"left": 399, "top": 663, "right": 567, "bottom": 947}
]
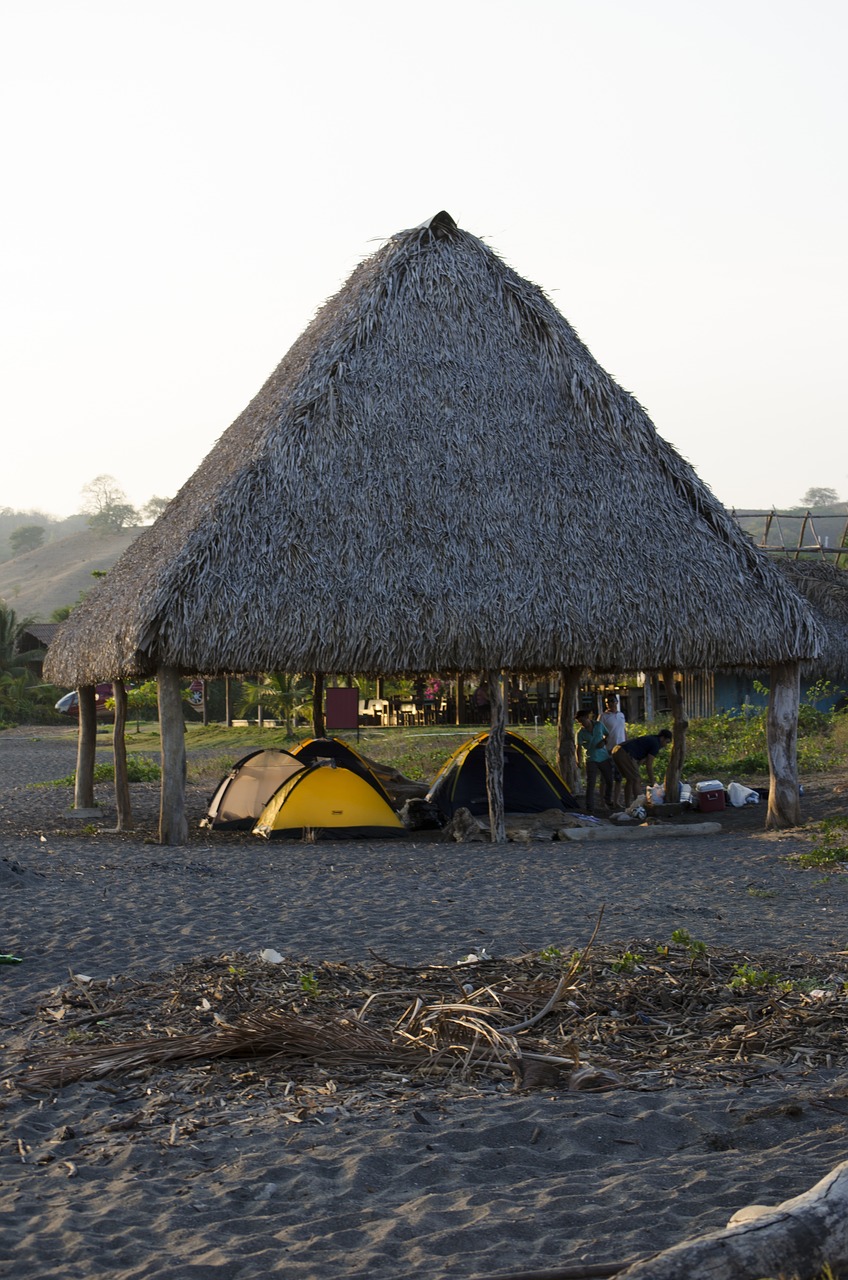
[
  {"left": 800, "top": 486, "right": 840, "bottom": 508},
  {"left": 0, "top": 603, "right": 58, "bottom": 724},
  {"left": 238, "top": 673, "right": 313, "bottom": 735},
  {"left": 0, "top": 602, "right": 36, "bottom": 677},
  {"left": 0, "top": 673, "right": 56, "bottom": 723},
  {"left": 81, "top": 474, "right": 139, "bottom": 533},
  {"left": 125, "top": 680, "right": 162, "bottom": 722},
  {"left": 9, "top": 524, "right": 46, "bottom": 555},
  {"left": 142, "top": 495, "right": 171, "bottom": 522}
]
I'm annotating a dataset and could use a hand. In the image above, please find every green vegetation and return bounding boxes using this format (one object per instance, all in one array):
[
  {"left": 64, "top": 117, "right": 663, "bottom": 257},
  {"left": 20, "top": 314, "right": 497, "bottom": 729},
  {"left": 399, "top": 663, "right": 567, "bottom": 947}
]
[
  {"left": 38, "top": 755, "right": 162, "bottom": 787},
  {"left": 729, "top": 963, "right": 792, "bottom": 993},
  {"left": 237, "top": 673, "right": 313, "bottom": 736},
  {"left": 299, "top": 971, "right": 320, "bottom": 997},
  {"left": 0, "top": 602, "right": 62, "bottom": 726},
  {"left": 81, "top": 474, "right": 139, "bottom": 534},
  {"left": 610, "top": 951, "right": 643, "bottom": 974},
  {"left": 8, "top": 695, "right": 848, "bottom": 795},
  {"left": 640, "top": 695, "right": 848, "bottom": 779},
  {"left": 670, "top": 928, "right": 708, "bottom": 961},
  {"left": 795, "top": 817, "right": 848, "bottom": 869},
  {"left": 9, "top": 525, "right": 45, "bottom": 555}
]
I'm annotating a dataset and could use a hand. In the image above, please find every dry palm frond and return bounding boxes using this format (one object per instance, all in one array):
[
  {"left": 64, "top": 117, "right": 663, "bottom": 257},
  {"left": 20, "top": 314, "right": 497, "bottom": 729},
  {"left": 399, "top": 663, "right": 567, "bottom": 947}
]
[{"left": 22, "top": 1008, "right": 425, "bottom": 1091}]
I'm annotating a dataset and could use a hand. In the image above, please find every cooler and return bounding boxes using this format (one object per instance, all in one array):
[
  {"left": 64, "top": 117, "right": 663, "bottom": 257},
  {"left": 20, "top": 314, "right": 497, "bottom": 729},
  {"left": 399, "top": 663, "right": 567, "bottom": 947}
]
[{"left": 696, "top": 781, "right": 726, "bottom": 813}]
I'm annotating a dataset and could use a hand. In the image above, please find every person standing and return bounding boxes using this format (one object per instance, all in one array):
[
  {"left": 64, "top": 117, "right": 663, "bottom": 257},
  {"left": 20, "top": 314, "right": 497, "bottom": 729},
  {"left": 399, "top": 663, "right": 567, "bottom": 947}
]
[
  {"left": 611, "top": 729, "right": 673, "bottom": 806},
  {"left": 599, "top": 694, "right": 627, "bottom": 806},
  {"left": 574, "top": 709, "right": 613, "bottom": 814}
]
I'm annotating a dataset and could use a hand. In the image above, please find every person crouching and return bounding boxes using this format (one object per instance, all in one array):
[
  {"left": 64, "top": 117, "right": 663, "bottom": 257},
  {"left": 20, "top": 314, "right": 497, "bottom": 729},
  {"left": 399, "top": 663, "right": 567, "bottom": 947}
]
[{"left": 611, "top": 730, "right": 673, "bottom": 806}]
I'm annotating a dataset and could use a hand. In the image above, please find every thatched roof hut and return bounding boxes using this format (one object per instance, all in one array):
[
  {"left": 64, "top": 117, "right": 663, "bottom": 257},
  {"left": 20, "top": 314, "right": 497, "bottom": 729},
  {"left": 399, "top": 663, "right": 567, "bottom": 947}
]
[
  {"left": 45, "top": 211, "right": 819, "bottom": 687},
  {"left": 776, "top": 560, "right": 848, "bottom": 683},
  {"left": 44, "top": 211, "right": 822, "bottom": 840}
]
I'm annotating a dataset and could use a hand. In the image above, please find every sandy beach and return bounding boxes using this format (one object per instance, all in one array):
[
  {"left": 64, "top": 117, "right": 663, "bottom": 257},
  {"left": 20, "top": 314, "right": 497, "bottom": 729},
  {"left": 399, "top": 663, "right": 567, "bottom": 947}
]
[{"left": 2, "top": 726, "right": 848, "bottom": 1279}]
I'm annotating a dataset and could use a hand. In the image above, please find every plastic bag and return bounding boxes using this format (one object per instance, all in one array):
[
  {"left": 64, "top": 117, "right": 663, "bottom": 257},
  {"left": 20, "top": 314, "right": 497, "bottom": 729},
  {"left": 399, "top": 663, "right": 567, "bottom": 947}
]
[{"left": 727, "top": 782, "right": 760, "bottom": 807}]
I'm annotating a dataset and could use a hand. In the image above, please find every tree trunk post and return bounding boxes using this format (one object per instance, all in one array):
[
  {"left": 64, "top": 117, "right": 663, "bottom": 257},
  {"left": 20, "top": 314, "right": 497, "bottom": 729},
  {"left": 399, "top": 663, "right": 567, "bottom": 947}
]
[
  {"left": 485, "top": 669, "right": 506, "bottom": 843},
  {"left": 74, "top": 686, "right": 97, "bottom": 810},
  {"left": 556, "top": 667, "right": 583, "bottom": 793},
  {"left": 201, "top": 679, "right": 209, "bottom": 727},
  {"left": 312, "top": 671, "right": 325, "bottom": 738},
  {"left": 643, "top": 672, "right": 655, "bottom": 721},
  {"left": 767, "top": 660, "right": 802, "bottom": 829},
  {"left": 112, "top": 679, "right": 133, "bottom": 831},
  {"left": 455, "top": 673, "right": 465, "bottom": 725},
  {"left": 225, "top": 677, "right": 232, "bottom": 728},
  {"left": 662, "top": 667, "right": 688, "bottom": 802},
  {"left": 157, "top": 665, "right": 188, "bottom": 846}
]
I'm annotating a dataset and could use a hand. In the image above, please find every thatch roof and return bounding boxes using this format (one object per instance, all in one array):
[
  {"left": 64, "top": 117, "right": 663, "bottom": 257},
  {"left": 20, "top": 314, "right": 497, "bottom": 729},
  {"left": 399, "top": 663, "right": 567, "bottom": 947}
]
[
  {"left": 44, "top": 211, "right": 821, "bottom": 687},
  {"left": 775, "top": 560, "right": 848, "bottom": 681}
]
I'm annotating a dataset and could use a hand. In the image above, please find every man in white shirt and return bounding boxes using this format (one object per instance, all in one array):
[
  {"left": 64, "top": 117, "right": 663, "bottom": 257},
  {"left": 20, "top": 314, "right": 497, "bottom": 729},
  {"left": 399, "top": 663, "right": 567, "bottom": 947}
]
[{"left": 599, "top": 694, "right": 627, "bottom": 806}]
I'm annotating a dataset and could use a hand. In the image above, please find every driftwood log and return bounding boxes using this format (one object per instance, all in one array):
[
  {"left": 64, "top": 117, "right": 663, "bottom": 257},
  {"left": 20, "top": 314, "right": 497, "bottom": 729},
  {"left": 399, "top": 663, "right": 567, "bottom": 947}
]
[
  {"left": 617, "top": 1159, "right": 848, "bottom": 1280},
  {"left": 558, "top": 822, "right": 721, "bottom": 842}
]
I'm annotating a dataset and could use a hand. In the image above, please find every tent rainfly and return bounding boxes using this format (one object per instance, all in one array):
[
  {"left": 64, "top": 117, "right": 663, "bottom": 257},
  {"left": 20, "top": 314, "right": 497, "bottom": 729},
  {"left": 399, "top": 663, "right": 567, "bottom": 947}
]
[
  {"left": 201, "top": 748, "right": 305, "bottom": 830},
  {"left": 427, "top": 730, "right": 578, "bottom": 819},
  {"left": 253, "top": 763, "right": 404, "bottom": 839},
  {"left": 44, "top": 211, "right": 822, "bottom": 843}
]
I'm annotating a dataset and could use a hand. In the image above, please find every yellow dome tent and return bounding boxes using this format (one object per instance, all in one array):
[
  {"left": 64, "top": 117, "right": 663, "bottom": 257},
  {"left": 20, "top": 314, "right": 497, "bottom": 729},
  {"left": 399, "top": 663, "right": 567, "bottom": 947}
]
[{"left": 254, "top": 762, "right": 404, "bottom": 839}]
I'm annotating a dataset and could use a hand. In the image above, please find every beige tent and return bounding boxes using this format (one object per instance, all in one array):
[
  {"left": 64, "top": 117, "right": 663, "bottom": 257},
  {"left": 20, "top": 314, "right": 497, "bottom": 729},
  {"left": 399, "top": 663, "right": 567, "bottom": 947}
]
[{"left": 44, "top": 211, "right": 821, "bottom": 841}]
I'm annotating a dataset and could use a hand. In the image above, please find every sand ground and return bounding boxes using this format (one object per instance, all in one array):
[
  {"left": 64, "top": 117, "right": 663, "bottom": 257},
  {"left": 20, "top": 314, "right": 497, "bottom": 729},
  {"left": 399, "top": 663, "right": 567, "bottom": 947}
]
[{"left": 2, "top": 727, "right": 847, "bottom": 1279}]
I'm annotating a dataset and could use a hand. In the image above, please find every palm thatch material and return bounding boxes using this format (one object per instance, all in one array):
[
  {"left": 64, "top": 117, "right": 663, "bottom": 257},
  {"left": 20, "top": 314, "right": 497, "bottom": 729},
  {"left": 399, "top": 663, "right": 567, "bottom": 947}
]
[
  {"left": 776, "top": 559, "right": 848, "bottom": 681},
  {"left": 44, "top": 210, "right": 820, "bottom": 688}
]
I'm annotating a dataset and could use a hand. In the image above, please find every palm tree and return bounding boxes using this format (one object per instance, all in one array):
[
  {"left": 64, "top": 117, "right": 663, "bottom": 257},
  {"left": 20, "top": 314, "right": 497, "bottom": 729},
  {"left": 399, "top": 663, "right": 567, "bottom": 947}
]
[
  {"left": 237, "top": 673, "right": 313, "bottom": 736},
  {"left": 0, "top": 603, "right": 59, "bottom": 725},
  {"left": 0, "top": 603, "right": 38, "bottom": 677}
]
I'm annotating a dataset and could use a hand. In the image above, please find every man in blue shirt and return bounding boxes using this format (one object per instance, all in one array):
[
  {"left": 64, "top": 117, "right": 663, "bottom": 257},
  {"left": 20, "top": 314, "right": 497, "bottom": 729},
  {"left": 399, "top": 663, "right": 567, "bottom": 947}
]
[
  {"left": 611, "top": 730, "right": 673, "bottom": 805},
  {"left": 574, "top": 709, "right": 613, "bottom": 814}
]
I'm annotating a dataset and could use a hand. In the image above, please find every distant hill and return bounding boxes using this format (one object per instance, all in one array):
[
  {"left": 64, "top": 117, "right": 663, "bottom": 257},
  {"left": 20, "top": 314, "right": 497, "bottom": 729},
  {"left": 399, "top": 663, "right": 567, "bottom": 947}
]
[
  {"left": 0, "top": 509, "right": 90, "bottom": 562},
  {"left": 0, "top": 527, "right": 144, "bottom": 621}
]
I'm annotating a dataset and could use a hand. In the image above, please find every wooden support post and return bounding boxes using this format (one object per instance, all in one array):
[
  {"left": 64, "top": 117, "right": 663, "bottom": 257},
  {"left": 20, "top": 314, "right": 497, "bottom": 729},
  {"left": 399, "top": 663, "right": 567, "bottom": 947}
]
[
  {"left": 112, "top": 679, "right": 133, "bottom": 831},
  {"left": 556, "top": 667, "right": 583, "bottom": 793},
  {"left": 201, "top": 679, "right": 209, "bottom": 727},
  {"left": 485, "top": 669, "right": 506, "bottom": 843},
  {"left": 74, "top": 686, "right": 97, "bottom": 810},
  {"left": 455, "top": 672, "right": 465, "bottom": 725},
  {"left": 767, "top": 660, "right": 801, "bottom": 829},
  {"left": 225, "top": 677, "right": 232, "bottom": 727},
  {"left": 662, "top": 667, "right": 688, "bottom": 802},
  {"left": 312, "top": 671, "right": 325, "bottom": 738},
  {"left": 643, "top": 672, "right": 655, "bottom": 721},
  {"left": 157, "top": 665, "right": 188, "bottom": 846}
]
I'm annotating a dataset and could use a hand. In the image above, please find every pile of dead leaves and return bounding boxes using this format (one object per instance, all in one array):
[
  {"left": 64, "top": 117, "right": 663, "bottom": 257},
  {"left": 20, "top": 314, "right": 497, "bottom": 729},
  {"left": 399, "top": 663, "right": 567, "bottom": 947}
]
[{"left": 15, "top": 933, "right": 848, "bottom": 1108}]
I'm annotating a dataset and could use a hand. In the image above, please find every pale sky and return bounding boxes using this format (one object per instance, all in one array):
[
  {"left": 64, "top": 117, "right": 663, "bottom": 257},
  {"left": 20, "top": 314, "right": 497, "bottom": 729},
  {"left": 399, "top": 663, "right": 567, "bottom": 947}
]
[{"left": 1, "top": 0, "right": 846, "bottom": 520}]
